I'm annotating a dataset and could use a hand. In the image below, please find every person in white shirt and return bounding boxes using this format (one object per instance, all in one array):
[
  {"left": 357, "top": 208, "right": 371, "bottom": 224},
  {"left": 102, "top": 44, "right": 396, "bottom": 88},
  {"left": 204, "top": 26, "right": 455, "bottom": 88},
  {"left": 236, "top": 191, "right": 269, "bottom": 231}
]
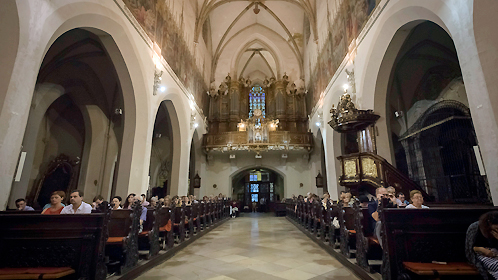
[
  {"left": 405, "top": 190, "right": 429, "bottom": 209},
  {"left": 60, "top": 190, "right": 92, "bottom": 214}
]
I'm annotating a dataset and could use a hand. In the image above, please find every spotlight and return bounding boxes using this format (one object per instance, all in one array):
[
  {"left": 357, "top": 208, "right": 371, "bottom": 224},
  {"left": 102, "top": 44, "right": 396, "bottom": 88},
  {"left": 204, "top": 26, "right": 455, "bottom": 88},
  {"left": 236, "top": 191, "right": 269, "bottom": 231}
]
[
  {"left": 315, "top": 122, "right": 320, "bottom": 127},
  {"left": 160, "top": 86, "right": 166, "bottom": 92},
  {"left": 343, "top": 84, "right": 349, "bottom": 92},
  {"left": 194, "top": 123, "right": 199, "bottom": 128}
]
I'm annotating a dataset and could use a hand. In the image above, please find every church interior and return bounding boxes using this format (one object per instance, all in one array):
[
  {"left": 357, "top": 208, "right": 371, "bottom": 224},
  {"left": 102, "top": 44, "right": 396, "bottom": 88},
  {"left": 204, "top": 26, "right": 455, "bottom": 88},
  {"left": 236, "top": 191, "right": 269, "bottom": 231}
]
[{"left": 2, "top": 0, "right": 498, "bottom": 279}]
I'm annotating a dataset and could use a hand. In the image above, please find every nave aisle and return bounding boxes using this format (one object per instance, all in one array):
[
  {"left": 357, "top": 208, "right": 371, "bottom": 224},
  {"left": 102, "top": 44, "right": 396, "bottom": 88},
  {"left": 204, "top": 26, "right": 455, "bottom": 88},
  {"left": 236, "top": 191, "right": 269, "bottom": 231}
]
[{"left": 138, "top": 213, "right": 359, "bottom": 280}]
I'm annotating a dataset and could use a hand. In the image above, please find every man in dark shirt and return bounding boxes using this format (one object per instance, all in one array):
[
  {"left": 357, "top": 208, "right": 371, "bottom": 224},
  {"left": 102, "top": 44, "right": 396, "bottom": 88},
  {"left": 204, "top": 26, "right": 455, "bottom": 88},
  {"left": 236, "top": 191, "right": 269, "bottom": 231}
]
[{"left": 367, "top": 187, "right": 390, "bottom": 247}]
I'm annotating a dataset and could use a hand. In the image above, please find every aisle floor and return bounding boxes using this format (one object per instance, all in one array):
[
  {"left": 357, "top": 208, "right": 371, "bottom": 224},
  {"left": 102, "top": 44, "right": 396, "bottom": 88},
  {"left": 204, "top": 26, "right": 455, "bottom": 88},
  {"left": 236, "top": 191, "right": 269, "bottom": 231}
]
[{"left": 137, "top": 213, "right": 360, "bottom": 280}]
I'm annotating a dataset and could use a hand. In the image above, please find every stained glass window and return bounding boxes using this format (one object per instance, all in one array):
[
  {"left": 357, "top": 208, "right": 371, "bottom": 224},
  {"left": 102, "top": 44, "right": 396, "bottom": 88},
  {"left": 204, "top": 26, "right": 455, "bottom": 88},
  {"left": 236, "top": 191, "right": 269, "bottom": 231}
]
[
  {"left": 251, "top": 194, "right": 259, "bottom": 202},
  {"left": 250, "top": 184, "right": 259, "bottom": 192},
  {"left": 250, "top": 172, "right": 262, "bottom": 182},
  {"left": 249, "top": 86, "right": 266, "bottom": 120}
]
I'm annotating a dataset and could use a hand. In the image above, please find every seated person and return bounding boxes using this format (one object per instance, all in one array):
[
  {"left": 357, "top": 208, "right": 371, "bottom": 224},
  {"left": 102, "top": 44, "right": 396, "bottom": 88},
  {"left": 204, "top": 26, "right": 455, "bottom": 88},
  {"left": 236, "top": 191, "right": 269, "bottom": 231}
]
[
  {"left": 405, "top": 190, "right": 429, "bottom": 209},
  {"left": 358, "top": 195, "right": 369, "bottom": 208},
  {"left": 182, "top": 196, "right": 191, "bottom": 206},
  {"left": 322, "top": 193, "right": 330, "bottom": 209},
  {"left": 172, "top": 195, "right": 182, "bottom": 207},
  {"left": 368, "top": 187, "right": 396, "bottom": 247},
  {"left": 123, "top": 193, "right": 147, "bottom": 227},
  {"left": 112, "top": 196, "right": 122, "bottom": 210},
  {"left": 15, "top": 198, "right": 34, "bottom": 211},
  {"left": 472, "top": 211, "right": 498, "bottom": 279},
  {"left": 92, "top": 195, "right": 104, "bottom": 210},
  {"left": 163, "top": 197, "right": 172, "bottom": 207},
  {"left": 141, "top": 194, "right": 150, "bottom": 207},
  {"left": 150, "top": 196, "right": 158, "bottom": 208},
  {"left": 386, "top": 186, "right": 399, "bottom": 207},
  {"left": 396, "top": 192, "right": 409, "bottom": 207},
  {"left": 342, "top": 192, "right": 353, "bottom": 207},
  {"left": 41, "top": 191, "right": 65, "bottom": 214},
  {"left": 60, "top": 190, "right": 92, "bottom": 214}
]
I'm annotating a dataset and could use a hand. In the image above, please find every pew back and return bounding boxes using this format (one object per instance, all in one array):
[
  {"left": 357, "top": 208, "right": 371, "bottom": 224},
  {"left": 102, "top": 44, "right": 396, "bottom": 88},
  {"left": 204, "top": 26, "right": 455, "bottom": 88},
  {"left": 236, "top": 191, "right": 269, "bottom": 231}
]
[
  {"left": 382, "top": 207, "right": 497, "bottom": 279},
  {"left": 0, "top": 213, "right": 108, "bottom": 279},
  {"left": 108, "top": 209, "right": 133, "bottom": 237}
]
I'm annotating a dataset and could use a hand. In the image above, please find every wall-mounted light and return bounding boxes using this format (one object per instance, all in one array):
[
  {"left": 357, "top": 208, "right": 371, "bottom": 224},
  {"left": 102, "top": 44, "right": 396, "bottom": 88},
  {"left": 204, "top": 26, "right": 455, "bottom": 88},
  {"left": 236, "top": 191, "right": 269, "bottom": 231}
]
[
  {"left": 343, "top": 84, "right": 349, "bottom": 93},
  {"left": 394, "top": 111, "right": 403, "bottom": 118}
]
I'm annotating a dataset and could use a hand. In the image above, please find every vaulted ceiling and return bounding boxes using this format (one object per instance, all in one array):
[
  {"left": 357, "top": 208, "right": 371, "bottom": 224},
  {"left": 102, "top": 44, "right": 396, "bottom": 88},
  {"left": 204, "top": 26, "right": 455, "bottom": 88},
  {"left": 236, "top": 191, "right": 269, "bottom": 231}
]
[{"left": 195, "top": 0, "right": 316, "bottom": 85}]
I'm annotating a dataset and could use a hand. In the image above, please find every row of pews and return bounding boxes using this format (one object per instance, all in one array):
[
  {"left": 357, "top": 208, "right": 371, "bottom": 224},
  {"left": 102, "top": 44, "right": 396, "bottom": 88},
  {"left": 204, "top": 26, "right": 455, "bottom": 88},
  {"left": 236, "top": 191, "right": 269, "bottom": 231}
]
[
  {"left": 0, "top": 199, "right": 231, "bottom": 280},
  {"left": 286, "top": 199, "right": 497, "bottom": 280}
]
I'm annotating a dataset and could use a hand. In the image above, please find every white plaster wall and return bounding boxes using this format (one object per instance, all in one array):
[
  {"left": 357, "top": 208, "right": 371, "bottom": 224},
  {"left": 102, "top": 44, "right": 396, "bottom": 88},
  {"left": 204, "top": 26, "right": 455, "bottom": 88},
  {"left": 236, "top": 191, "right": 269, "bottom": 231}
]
[{"left": 202, "top": 152, "right": 314, "bottom": 199}]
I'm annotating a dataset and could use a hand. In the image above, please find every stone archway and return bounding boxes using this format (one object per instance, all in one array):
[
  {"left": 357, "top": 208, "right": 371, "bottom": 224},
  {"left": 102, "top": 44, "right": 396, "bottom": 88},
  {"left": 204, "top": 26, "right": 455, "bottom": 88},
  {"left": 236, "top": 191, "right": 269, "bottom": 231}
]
[
  {"left": 10, "top": 28, "right": 131, "bottom": 208},
  {"left": 231, "top": 166, "right": 285, "bottom": 212}
]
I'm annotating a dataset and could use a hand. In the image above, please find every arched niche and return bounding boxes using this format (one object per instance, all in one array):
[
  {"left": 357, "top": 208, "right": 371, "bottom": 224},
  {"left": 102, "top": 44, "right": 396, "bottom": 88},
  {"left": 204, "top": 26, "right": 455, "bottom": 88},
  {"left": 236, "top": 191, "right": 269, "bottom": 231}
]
[
  {"left": 149, "top": 100, "right": 183, "bottom": 197},
  {"left": 376, "top": 20, "right": 488, "bottom": 203},
  {"left": 9, "top": 28, "right": 131, "bottom": 208}
]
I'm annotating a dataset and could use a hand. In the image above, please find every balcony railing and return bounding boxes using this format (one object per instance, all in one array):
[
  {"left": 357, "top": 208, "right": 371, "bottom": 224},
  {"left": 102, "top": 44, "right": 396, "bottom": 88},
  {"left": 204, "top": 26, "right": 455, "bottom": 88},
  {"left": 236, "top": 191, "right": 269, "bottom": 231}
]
[{"left": 203, "top": 131, "right": 313, "bottom": 152}]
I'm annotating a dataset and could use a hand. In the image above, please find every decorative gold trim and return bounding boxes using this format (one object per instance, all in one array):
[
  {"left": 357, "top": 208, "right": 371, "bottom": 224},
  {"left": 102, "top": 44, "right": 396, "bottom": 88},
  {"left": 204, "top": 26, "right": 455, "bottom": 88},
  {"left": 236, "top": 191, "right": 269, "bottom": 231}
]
[
  {"left": 344, "top": 159, "right": 357, "bottom": 178},
  {"left": 362, "top": 157, "right": 377, "bottom": 178}
]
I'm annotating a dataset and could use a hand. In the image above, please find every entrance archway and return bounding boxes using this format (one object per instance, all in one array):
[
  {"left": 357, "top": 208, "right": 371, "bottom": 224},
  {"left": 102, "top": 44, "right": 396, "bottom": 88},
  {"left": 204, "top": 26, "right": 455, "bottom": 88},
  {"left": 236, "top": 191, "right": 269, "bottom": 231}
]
[{"left": 232, "top": 168, "right": 284, "bottom": 212}]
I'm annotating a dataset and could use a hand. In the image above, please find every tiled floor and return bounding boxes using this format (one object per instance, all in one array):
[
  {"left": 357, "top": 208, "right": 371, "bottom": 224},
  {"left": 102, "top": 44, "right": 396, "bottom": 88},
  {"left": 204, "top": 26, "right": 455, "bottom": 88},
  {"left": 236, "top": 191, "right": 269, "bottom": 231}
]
[{"left": 137, "top": 213, "right": 360, "bottom": 280}]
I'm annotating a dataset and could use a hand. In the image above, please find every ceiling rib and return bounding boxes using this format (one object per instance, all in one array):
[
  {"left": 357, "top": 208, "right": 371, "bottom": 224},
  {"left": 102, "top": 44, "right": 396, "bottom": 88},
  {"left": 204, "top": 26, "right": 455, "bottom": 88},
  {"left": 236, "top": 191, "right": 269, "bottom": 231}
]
[
  {"left": 212, "top": 2, "right": 255, "bottom": 70},
  {"left": 195, "top": 0, "right": 317, "bottom": 45},
  {"left": 239, "top": 50, "right": 276, "bottom": 78}
]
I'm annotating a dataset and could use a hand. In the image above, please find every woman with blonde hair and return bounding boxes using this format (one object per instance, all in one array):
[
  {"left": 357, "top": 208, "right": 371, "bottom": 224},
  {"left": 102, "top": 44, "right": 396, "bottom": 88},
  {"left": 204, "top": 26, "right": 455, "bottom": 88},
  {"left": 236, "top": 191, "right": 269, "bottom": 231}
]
[{"left": 406, "top": 190, "right": 429, "bottom": 209}]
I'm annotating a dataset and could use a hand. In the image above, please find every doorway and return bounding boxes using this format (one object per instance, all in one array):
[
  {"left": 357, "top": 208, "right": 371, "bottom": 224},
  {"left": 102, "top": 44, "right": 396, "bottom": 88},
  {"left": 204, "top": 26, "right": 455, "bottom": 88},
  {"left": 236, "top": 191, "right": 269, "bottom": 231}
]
[{"left": 232, "top": 168, "right": 283, "bottom": 212}]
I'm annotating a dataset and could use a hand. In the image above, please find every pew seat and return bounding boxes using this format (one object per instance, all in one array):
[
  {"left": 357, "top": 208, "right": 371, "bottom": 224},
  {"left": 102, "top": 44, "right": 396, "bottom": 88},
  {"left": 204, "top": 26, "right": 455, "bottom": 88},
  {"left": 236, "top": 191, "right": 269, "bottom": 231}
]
[
  {"left": 0, "top": 267, "right": 75, "bottom": 279},
  {"left": 107, "top": 236, "right": 126, "bottom": 244},
  {"left": 403, "top": 262, "right": 478, "bottom": 276},
  {"left": 159, "top": 220, "right": 172, "bottom": 232}
]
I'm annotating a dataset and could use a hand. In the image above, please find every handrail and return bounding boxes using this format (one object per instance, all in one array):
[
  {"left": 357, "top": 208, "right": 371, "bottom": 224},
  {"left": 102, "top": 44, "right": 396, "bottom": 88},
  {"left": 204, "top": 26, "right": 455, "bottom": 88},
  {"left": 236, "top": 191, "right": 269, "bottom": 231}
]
[{"left": 337, "top": 152, "right": 432, "bottom": 201}]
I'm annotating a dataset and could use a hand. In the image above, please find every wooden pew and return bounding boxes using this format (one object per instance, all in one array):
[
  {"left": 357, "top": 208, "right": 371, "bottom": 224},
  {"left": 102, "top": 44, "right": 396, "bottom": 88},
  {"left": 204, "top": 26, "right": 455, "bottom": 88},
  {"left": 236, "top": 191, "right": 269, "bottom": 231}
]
[
  {"left": 338, "top": 203, "right": 356, "bottom": 258},
  {"left": 173, "top": 203, "right": 186, "bottom": 243},
  {"left": 274, "top": 202, "right": 287, "bottom": 217},
  {"left": 319, "top": 202, "right": 329, "bottom": 242},
  {"left": 0, "top": 204, "right": 111, "bottom": 280},
  {"left": 379, "top": 202, "right": 497, "bottom": 280},
  {"left": 138, "top": 205, "right": 160, "bottom": 258},
  {"left": 106, "top": 201, "right": 141, "bottom": 274},
  {"left": 353, "top": 199, "right": 381, "bottom": 273},
  {"left": 312, "top": 201, "right": 322, "bottom": 235},
  {"left": 326, "top": 202, "right": 340, "bottom": 248},
  {"left": 191, "top": 203, "right": 201, "bottom": 233},
  {"left": 199, "top": 202, "right": 207, "bottom": 229},
  {"left": 157, "top": 206, "right": 174, "bottom": 249},
  {"left": 184, "top": 205, "right": 193, "bottom": 238}
]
